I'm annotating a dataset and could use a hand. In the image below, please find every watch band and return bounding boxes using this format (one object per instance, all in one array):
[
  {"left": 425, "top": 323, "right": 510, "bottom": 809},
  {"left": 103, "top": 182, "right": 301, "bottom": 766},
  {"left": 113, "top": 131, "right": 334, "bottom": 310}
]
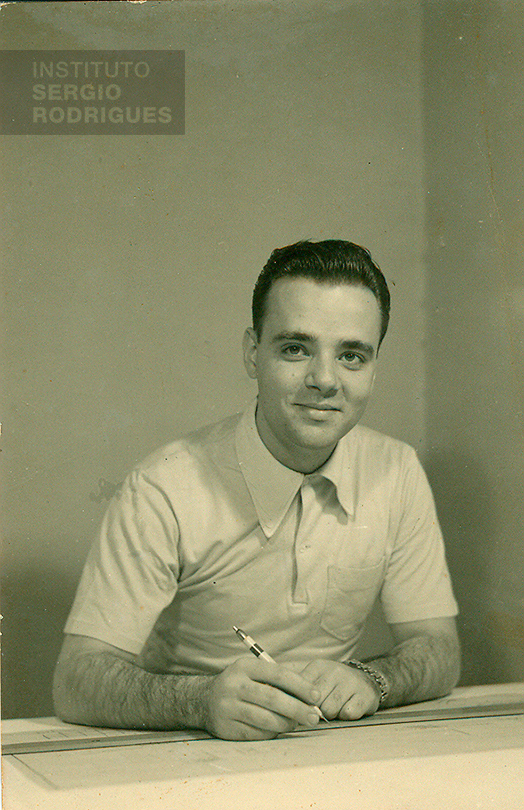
[{"left": 344, "top": 659, "right": 389, "bottom": 705}]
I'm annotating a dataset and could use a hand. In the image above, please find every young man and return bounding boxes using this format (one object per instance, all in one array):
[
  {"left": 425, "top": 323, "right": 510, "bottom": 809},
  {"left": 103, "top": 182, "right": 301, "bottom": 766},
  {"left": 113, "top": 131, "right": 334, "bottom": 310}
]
[{"left": 53, "top": 240, "right": 459, "bottom": 741}]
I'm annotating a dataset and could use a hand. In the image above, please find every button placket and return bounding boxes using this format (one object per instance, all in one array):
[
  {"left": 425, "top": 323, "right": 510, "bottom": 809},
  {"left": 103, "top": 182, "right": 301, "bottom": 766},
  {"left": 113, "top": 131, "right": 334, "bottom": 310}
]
[{"left": 293, "top": 480, "right": 319, "bottom": 603}]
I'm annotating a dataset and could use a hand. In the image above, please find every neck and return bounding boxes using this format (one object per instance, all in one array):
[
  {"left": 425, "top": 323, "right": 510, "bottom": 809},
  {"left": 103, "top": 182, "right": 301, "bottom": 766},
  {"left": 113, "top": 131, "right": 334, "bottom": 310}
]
[{"left": 254, "top": 410, "right": 336, "bottom": 474}]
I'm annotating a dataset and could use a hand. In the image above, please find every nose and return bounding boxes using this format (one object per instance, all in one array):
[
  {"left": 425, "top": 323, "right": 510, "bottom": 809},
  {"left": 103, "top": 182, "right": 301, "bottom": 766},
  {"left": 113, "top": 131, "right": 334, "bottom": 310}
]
[{"left": 305, "top": 355, "right": 339, "bottom": 396}]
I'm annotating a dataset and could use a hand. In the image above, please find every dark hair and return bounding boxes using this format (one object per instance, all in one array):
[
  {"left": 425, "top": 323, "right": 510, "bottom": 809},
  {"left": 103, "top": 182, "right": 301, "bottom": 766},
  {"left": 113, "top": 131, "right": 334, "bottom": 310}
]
[{"left": 252, "top": 239, "right": 391, "bottom": 345}]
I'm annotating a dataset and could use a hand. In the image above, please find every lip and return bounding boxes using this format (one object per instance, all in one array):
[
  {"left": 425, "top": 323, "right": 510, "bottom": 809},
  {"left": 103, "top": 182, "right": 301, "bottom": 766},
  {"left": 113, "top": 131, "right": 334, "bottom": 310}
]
[{"left": 295, "top": 403, "right": 341, "bottom": 411}]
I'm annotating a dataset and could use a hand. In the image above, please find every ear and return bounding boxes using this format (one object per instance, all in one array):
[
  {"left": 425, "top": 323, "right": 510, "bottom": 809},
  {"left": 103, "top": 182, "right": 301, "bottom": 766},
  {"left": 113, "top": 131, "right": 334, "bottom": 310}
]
[{"left": 243, "top": 328, "right": 258, "bottom": 379}]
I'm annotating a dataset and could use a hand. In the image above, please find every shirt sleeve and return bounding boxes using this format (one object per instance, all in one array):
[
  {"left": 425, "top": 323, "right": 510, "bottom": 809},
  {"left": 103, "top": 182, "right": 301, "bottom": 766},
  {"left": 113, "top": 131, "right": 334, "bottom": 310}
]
[
  {"left": 64, "top": 468, "right": 180, "bottom": 654},
  {"left": 380, "top": 446, "right": 458, "bottom": 624}
]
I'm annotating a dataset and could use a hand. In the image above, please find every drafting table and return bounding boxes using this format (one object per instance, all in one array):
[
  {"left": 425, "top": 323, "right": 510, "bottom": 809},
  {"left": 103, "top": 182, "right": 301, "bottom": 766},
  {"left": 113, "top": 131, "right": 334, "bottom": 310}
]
[{"left": 2, "top": 684, "right": 524, "bottom": 810}]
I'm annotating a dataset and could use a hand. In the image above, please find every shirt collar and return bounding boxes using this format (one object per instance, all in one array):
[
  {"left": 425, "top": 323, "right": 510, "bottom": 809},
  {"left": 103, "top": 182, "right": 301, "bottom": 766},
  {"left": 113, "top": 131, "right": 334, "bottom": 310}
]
[
  {"left": 235, "top": 400, "right": 304, "bottom": 537},
  {"left": 317, "top": 435, "right": 357, "bottom": 517},
  {"left": 235, "top": 400, "right": 357, "bottom": 535}
]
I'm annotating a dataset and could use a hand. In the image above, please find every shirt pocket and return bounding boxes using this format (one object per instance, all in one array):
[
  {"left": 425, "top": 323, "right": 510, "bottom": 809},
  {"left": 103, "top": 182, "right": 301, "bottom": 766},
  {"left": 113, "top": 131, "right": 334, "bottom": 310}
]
[{"left": 320, "top": 560, "right": 385, "bottom": 641}]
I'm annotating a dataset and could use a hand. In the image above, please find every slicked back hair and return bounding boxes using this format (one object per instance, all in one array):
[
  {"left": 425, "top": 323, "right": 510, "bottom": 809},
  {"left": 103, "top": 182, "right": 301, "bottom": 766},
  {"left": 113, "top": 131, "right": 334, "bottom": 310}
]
[{"left": 252, "top": 239, "right": 391, "bottom": 346}]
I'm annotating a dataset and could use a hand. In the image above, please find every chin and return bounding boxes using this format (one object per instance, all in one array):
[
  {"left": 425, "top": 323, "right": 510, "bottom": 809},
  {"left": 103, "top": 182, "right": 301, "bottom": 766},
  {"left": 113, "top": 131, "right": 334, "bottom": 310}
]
[{"left": 294, "top": 427, "right": 341, "bottom": 449}]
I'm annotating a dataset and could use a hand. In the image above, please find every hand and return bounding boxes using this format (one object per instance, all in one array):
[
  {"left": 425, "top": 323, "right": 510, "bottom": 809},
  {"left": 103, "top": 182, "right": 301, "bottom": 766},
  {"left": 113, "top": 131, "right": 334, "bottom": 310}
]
[
  {"left": 297, "top": 659, "right": 381, "bottom": 721},
  {"left": 200, "top": 657, "right": 323, "bottom": 741}
]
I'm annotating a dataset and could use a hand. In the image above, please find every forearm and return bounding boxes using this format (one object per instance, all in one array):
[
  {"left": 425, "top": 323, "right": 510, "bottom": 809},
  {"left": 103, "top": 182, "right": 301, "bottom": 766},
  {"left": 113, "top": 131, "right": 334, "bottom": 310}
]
[
  {"left": 54, "top": 646, "right": 323, "bottom": 741},
  {"left": 53, "top": 650, "right": 212, "bottom": 730},
  {"left": 365, "top": 631, "right": 461, "bottom": 709}
]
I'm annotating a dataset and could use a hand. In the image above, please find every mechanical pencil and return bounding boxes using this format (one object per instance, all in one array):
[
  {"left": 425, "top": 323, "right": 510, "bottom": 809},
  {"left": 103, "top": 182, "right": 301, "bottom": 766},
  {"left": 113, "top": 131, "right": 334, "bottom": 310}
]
[{"left": 233, "top": 625, "right": 327, "bottom": 721}]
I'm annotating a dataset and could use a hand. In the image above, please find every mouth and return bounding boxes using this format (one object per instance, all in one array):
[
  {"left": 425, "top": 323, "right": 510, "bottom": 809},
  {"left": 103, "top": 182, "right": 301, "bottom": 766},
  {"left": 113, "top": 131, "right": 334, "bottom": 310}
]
[{"left": 295, "top": 403, "right": 341, "bottom": 412}]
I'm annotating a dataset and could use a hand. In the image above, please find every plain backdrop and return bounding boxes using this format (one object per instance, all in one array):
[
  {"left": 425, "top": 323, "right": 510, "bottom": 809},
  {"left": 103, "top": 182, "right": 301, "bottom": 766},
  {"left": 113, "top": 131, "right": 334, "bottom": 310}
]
[{"left": 1, "top": 0, "right": 523, "bottom": 718}]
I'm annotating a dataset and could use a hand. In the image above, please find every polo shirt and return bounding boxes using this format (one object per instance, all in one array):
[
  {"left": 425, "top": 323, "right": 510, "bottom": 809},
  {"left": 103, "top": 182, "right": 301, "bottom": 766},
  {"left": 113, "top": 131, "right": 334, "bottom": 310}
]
[{"left": 65, "top": 401, "right": 458, "bottom": 674}]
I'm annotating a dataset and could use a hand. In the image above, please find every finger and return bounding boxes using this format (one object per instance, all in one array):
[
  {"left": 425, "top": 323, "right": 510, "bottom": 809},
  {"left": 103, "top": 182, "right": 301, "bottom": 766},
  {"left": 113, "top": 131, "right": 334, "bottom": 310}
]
[
  {"left": 295, "top": 659, "right": 326, "bottom": 683},
  {"left": 317, "top": 683, "right": 348, "bottom": 720},
  {"left": 213, "top": 717, "right": 281, "bottom": 742},
  {"left": 246, "top": 659, "right": 322, "bottom": 710},
  {"left": 339, "top": 692, "right": 373, "bottom": 721},
  {"left": 294, "top": 661, "right": 342, "bottom": 716},
  {"left": 235, "top": 699, "right": 300, "bottom": 735},
  {"left": 241, "top": 679, "right": 321, "bottom": 728},
  {"left": 279, "top": 660, "right": 307, "bottom": 674}
]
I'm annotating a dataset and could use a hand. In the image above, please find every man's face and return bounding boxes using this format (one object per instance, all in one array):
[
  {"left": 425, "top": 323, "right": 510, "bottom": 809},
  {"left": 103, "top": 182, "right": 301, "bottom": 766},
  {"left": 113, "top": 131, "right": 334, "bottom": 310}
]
[{"left": 243, "top": 277, "right": 382, "bottom": 472}]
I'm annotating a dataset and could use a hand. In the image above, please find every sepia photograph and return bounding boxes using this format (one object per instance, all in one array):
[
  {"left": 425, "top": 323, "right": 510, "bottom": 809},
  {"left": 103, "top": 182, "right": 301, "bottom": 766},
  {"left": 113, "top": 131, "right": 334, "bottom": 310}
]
[{"left": 2, "top": 1, "right": 523, "bottom": 807}]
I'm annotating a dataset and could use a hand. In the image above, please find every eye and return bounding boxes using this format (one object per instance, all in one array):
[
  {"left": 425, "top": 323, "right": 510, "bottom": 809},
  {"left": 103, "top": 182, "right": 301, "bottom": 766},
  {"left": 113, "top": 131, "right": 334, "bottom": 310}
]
[
  {"left": 282, "top": 344, "right": 308, "bottom": 358},
  {"left": 340, "top": 352, "right": 365, "bottom": 369}
]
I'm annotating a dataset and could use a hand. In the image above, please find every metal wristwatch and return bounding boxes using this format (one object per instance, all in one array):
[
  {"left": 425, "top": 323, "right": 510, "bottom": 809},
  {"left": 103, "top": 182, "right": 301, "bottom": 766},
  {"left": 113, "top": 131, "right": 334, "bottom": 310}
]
[{"left": 344, "top": 659, "right": 389, "bottom": 705}]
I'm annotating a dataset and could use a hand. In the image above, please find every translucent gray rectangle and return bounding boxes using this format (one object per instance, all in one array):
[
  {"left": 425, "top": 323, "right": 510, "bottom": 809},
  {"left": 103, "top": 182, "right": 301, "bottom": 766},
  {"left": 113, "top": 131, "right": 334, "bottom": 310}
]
[{"left": 0, "top": 50, "right": 185, "bottom": 135}]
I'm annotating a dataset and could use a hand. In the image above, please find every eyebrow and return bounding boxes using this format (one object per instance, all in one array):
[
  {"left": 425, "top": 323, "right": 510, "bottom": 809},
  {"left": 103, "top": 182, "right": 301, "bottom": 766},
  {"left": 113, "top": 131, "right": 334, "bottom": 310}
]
[
  {"left": 272, "top": 331, "right": 312, "bottom": 344},
  {"left": 271, "top": 331, "right": 376, "bottom": 356}
]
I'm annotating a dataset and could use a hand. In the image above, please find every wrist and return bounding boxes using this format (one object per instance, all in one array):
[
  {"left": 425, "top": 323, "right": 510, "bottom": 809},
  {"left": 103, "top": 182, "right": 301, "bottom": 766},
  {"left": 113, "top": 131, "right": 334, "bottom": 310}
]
[
  {"left": 185, "top": 674, "right": 215, "bottom": 731},
  {"left": 343, "top": 659, "right": 389, "bottom": 706},
  {"left": 164, "top": 673, "right": 214, "bottom": 731}
]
